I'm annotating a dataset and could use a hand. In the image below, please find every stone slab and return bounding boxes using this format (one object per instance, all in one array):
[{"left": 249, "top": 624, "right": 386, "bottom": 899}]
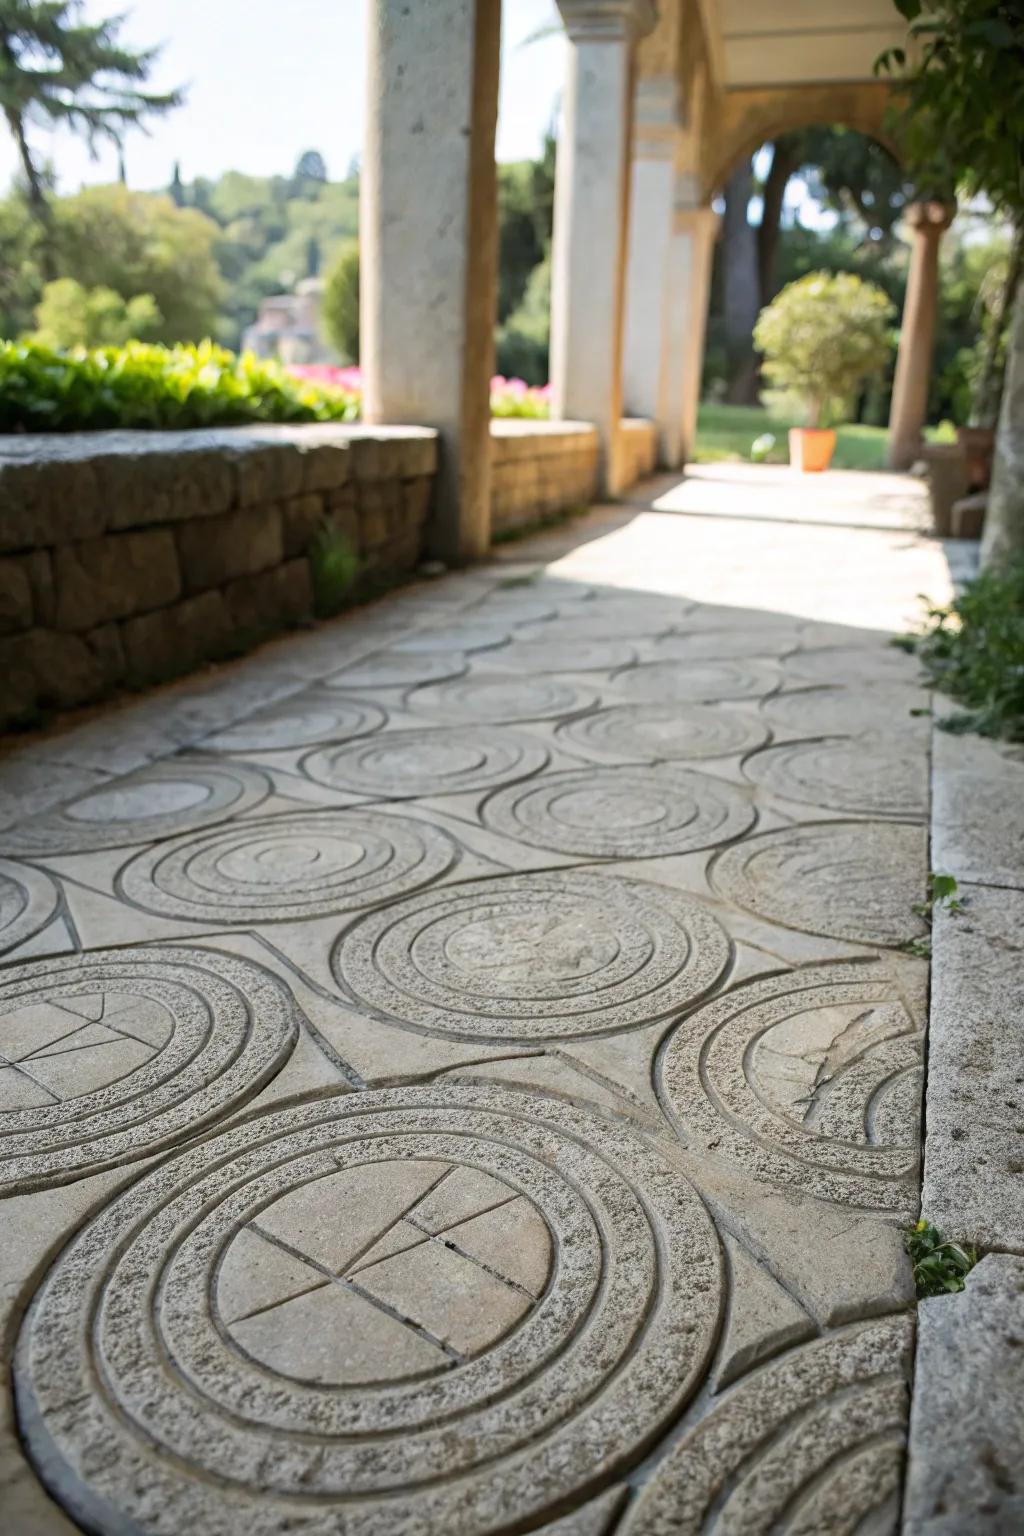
[
  {"left": 923, "top": 883, "right": 1024, "bottom": 1253},
  {"left": 904, "top": 1255, "right": 1024, "bottom": 1535},
  {"left": 931, "top": 719, "right": 1024, "bottom": 889}
]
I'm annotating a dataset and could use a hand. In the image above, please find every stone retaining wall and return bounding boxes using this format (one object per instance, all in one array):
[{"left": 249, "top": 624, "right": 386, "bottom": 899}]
[
  {"left": 489, "top": 420, "right": 599, "bottom": 538},
  {"left": 0, "top": 414, "right": 659, "bottom": 728},
  {"left": 0, "top": 424, "right": 437, "bottom": 729}
]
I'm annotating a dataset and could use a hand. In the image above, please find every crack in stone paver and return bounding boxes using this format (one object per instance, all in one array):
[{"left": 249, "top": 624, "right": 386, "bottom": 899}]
[{"left": 0, "top": 487, "right": 955, "bottom": 1534}]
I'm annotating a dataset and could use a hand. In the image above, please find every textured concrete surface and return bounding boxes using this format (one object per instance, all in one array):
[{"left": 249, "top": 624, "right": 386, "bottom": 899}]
[{"left": 0, "top": 468, "right": 962, "bottom": 1533}]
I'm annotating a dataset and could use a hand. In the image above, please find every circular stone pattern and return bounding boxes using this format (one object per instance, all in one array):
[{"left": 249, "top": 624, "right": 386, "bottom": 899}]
[
  {"left": 652, "top": 626, "right": 802, "bottom": 662},
  {"left": 407, "top": 675, "right": 599, "bottom": 724},
  {"left": 15, "top": 1085, "right": 722, "bottom": 1536},
  {"left": 0, "top": 946, "right": 297, "bottom": 1194},
  {"left": 657, "top": 964, "right": 921, "bottom": 1210},
  {"left": 743, "top": 737, "right": 928, "bottom": 818},
  {"left": 302, "top": 727, "right": 548, "bottom": 799},
  {"left": 391, "top": 624, "right": 510, "bottom": 655},
  {"left": 333, "top": 870, "right": 731, "bottom": 1041},
  {"left": 325, "top": 652, "right": 468, "bottom": 690},
  {"left": 558, "top": 702, "right": 769, "bottom": 763},
  {"left": 762, "top": 685, "right": 929, "bottom": 739},
  {"left": 482, "top": 765, "right": 755, "bottom": 858},
  {"left": 785, "top": 644, "right": 923, "bottom": 688},
  {"left": 5, "top": 760, "right": 270, "bottom": 856},
  {"left": 199, "top": 694, "right": 386, "bottom": 754},
  {"left": 710, "top": 821, "right": 928, "bottom": 947},
  {"left": 118, "top": 810, "right": 458, "bottom": 925},
  {"left": 0, "top": 859, "right": 60, "bottom": 958},
  {"left": 489, "top": 637, "right": 638, "bottom": 673},
  {"left": 613, "top": 658, "right": 779, "bottom": 705}
]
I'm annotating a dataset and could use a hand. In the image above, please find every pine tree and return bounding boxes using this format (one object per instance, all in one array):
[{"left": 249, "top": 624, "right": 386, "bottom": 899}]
[{"left": 0, "top": 1, "right": 181, "bottom": 271}]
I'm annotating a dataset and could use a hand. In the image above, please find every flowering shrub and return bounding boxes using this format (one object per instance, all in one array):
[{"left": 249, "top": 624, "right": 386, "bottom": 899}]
[
  {"left": 489, "top": 375, "right": 552, "bottom": 419},
  {"left": 287, "top": 365, "right": 552, "bottom": 421}
]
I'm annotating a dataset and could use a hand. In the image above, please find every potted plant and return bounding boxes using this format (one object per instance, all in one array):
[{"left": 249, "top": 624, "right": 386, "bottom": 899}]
[{"left": 753, "top": 272, "right": 895, "bottom": 473}]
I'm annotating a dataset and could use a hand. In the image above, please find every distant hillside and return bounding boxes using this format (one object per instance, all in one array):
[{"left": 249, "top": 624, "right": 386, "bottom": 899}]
[{"left": 172, "top": 156, "right": 359, "bottom": 347}]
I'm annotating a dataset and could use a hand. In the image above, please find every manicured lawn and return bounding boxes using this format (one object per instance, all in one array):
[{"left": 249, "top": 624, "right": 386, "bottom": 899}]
[{"left": 694, "top": 403, "right": 890, "bottom": 471}]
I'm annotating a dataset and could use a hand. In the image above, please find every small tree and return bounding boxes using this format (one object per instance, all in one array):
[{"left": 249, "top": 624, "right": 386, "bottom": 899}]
[
  {"left": 32, "top": 276, "right": 160, "bottom": 347},
  {"left": 0, "top": 2, "right": 182, "bottom": 272},
  {"left": 753, "top": 271, "right": 895, "bottom": 427},
  {"left": 322, "top": 239, "right": 359, "bottom": 362}
]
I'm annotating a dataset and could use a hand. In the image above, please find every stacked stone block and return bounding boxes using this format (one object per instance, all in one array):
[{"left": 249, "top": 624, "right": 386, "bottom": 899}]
[
  {"left": 489, "top": 420, "right": 599, "bottom": 538},
  {"left": 0, "top": 425, "right": 437, "bottom": 728}
]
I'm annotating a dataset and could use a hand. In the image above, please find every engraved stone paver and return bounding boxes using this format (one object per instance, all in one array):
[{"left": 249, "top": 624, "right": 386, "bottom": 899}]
[
  {"left": 0, "top": 474, "right": 964, "bottom": 1535},
  {"left": 303, "top": 725, "right": 549, "bottom": 798}
]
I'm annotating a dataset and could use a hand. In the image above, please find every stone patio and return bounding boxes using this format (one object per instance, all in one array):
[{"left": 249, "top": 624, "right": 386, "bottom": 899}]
[{"left": 0, "top": 467, "right": 984, "bottom": 1534}]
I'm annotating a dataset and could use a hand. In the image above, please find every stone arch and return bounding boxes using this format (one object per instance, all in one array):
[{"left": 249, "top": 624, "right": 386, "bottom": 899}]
[{"left": 701, "top": 81, "right": 901, "bottom": 197}]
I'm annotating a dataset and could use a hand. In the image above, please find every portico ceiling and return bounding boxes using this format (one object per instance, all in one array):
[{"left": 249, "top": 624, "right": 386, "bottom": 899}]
[{"left": 707, "top": 0, "right": 909, "bottom": 89}]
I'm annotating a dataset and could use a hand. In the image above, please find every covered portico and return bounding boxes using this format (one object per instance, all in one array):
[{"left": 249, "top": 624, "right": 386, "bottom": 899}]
[{"left": 361, "top": 0, "right": 950, "bottom": 559}]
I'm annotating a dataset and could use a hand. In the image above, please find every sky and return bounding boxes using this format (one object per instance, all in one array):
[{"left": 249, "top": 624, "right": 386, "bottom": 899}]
[{"left": 0, "top": 0, "right": 566, "bottom": 193}]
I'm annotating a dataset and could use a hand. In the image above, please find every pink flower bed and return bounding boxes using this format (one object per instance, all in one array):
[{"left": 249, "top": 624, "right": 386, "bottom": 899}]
[{"left": 286, "top": 365, "right": 552, "bottom": 420}]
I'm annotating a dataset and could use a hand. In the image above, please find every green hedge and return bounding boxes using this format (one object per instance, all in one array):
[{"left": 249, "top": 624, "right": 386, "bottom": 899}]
[{"left": 0, "top": 340, "right": 360, "bottom": 433}]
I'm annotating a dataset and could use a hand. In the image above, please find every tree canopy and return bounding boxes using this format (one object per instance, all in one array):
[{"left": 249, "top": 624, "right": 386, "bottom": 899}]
[{"left": 0, "top": 0, "right": 180, "bottom": 266}]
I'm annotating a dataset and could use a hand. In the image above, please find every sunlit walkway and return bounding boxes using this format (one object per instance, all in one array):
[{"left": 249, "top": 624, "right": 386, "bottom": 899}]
[{"left": 1, "top": 466, "right": 964, "bottom": 1535}]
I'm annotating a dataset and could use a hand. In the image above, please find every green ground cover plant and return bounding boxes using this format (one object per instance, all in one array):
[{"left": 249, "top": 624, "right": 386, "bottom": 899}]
[
  {"left": 0, "top": 339, "right": 359, "bottom": 432},
  {"left": 897, "top": 559, "right": 1024, "bottom": 740},
  {"left": 906, "top": 1219, "right": 978, "bottom": 1298}
]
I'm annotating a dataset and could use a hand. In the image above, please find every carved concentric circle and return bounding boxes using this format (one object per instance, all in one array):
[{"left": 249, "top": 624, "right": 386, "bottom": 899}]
[
  {"left": 658, "top": 965, "right": 921, "bottom": 1210},
  {"left": 16, "top": 1086, "right": 722, "bottom": 1536},
  {"left": 653, "top": 626, "right": 802, "bottom": 661},
  {"left": 407, "top": 675, "right": 600, "bottom": 724},
  {"left": 0, "top": 946, "right": 297, "bottom": 1193},
  {"left": 613, "top": 659, "right": 779, "bottom": 705},
  {"left": 786, "top": 644, "right": 923, "bottom": 687},
  {"left": 302, "top": 727, "right": 548, "bottom": 799},
  {"left": 621, "top": 1318, "right": 912, "bottom": 1535},
  {"left": 558, "top": 702, "right": 769, "bottom": 763},
  {"left": 763, "top": 685, "right": 930, "bottom": 739},
  {"left": 118, "top": 810, "right": 458, "bottom": 924},
  {"left": 333, "top": 871, "right": 731, "bottom": 1040},
  {"left": 743, "top": 737, "right": 929, "bottom": 817},
  {"left": 518, "top": 613, "right": 673, "bottom": 643},
  {"left": 482, "top": 765, "right": 755, "bottom": 858},
  {"left": 5, "top": 760, "right": 270, "bottom": 855},
  {"left": 199, "top": 693, "right": 386, "bottom": 753},
  {"left": 490, "top": 637, "right": 638, "bottom": 673},
  {"left": 710, "top": 821, "right": 928, "bottom": 947},
  {"left": 470, "top": 595, "right": 558, "bottom": 625},
  {"left": 391, "top": 624, "right": 511, "bottom": 654},
  {"left": 325, "top": 651, "right": 468, "bottom": 689},
  {"left": 0, "top": 859, "right": 60, "bottom": 957}
]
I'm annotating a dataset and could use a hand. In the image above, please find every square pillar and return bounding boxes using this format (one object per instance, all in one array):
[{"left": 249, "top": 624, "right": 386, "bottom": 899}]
[
  {"left": 671, "top": 196, "right": 719, "bottom": 466},
  {"left": 550, "top": 0, "right": 657, "bottom": 497},
  {"left": 888, "top": 201, "right": 955, "bottom": 471},
  {"left": 361, "top": 0, "right": 501, "bottom": 563},
  {"left": 623, "top": 77, "right": 680, "bottom": 467}
]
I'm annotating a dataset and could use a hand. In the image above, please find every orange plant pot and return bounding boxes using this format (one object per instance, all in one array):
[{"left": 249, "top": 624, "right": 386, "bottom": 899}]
[{"left": 788, "top": 427, "right": 836, "bottom": 473}]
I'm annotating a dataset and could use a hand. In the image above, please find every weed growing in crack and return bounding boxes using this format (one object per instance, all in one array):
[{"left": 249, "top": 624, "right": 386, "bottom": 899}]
[
  {"left": 906, "top": 1219, "right": 978, "bottom": 1297},
  {"left": 901, "top": 872, "right": 967, "bottom": 956}
]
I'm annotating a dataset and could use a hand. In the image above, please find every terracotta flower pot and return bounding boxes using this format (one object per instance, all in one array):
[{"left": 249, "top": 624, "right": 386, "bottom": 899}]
[
  {"left": 788, "top": 427, "right": 836, "bottom": 473},
  {"left": 956, "top": 425, "right": 995, "bottom": 491}
]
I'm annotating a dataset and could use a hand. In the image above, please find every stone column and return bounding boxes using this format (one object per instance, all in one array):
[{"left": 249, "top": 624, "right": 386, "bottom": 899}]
[
  {"left": 671, "top": 196, "right": 719, "bottom": 466},
  {"left": 888, "top": 201, "right": 955, "bottom": 471},
  {"left": 623, "top": 78, "right": 679, "bottom": 467},
  {"left": 550, "top": 0, "right": 657, "bottom": 496},
  {"left": 361, "top": 0, "right": 501, "bottom": 563}
]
